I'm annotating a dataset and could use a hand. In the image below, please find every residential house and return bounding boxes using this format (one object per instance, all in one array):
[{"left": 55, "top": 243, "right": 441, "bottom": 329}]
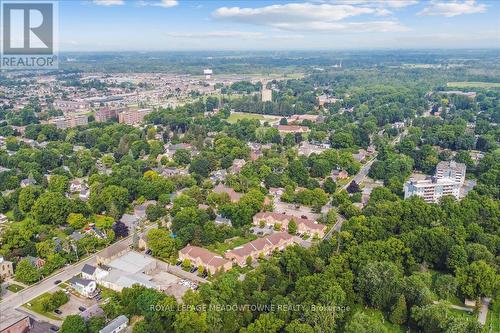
[
  {"left": 70, "top": 277, "right": 98, "bottom": 298},
  {"left": 99, "top": 315, "right": 128, "bottom": 333},
  {"left": 26, "top": 256, "right": 45, "bottom": 269},
  {"left": 0, "top": 256, "right": 14, "bottom": 279},
  {"left": 210, "top": 169, "right": 227, "bottom": 183},
  {"left": 70, "top": 180, "right": 84, "bottom": 193},
  {"left": 213, "top": 184, "right": 242, "bottom": 203},
  {"left": 331, "top": 170, "right": 348, "bottom": 180},
  {"left": 120, "top": 214, "right": 139, "bottom": 232},
  {"left": 229, "top": 159, "right": 246, "bottom": 174},
  {"left": 164, "top": 143, "right": 193, "bottom": 159},
  {"left": 20, "top": 178, "right": 36, "bottom": 188},
  {"left": 179, "top": 245, "right": 232, "bottom": 275},
  {"left": 214, "top": 215, "right": 232, "bottom": 227},
  {"left": 79, "top": 188, "right": 90, "bottom": 201}
]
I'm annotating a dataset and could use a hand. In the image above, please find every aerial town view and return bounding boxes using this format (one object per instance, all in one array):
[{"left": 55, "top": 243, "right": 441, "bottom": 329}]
[{"left": 0, "top": 0, "right": 499, "bottom": 333}]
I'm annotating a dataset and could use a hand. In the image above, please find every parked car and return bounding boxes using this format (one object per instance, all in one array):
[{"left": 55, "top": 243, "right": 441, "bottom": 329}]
[
  {"left": 78, "top": 306, "right": 86, "bottom": 312},
  {"left": 54, "top": 309, "right": 62, "bottom": 315},
  {"left": 145, "top": 249, "right": 152, "bottom": 255},
  {"left": 54, "top": 280, "right": 61, "bottom": 285},
  {"left": 50, "top": 326, "right": 59, "bottom": 331}
]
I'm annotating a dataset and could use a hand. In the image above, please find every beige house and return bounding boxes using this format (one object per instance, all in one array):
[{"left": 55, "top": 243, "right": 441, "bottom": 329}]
[
  {"left": 253, "top": 212, "right": 326, "bottom": 238},
  {"left": 0, "top": 256, "right": 13, "bottom": 279},
  {"left": 225, "top": 232, "right": 295, "bottom": 267},
  {"left": 179, "top": 245, "right": 232, "bottom": 275}
]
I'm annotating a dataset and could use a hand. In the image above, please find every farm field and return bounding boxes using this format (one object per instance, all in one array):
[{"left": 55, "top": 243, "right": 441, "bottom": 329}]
[{"left": 447, "top": 82, "right": 500, "bottom": 88}]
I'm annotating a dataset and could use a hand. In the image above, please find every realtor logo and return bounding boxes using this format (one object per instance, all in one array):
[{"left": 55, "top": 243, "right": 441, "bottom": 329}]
[{"left": 1, "top": 1, "right": 58, "bottom": 69}]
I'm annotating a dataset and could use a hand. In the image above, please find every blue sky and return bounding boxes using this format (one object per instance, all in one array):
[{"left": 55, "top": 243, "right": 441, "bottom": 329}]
[{"left": 57, "top": 0, "right": 500, "bottom": 51}]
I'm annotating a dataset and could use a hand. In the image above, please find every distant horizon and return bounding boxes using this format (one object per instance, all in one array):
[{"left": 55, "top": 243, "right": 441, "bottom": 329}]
[
  {"left": 56, "top": 1, "right": 500, "bottom": 51},
  {"left": 58, "top": 48, "right": 500, "bottom": 54}
]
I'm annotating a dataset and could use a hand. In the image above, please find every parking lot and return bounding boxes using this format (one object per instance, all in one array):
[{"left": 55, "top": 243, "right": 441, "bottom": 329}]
[{"left": 58, "top": 291, "right": 99, "bottom": 318}]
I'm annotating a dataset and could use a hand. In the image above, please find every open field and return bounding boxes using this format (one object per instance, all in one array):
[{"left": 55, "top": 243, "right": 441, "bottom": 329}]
[
  {"left": 7, "top": 284, "right": 24, "bottom": 293},
  {"left": 358, "top": 307, "right": 404, "bottom": 333},
  {"left": 227, "top": 112, "right": 266, "bottom": 124},
  {"left": 23, "top": 292, "right": 62, "bottom": 321},
  {"left": 486, "top": 299, "right": 500, "bottom": 333},
  {"left": 447, "top": 82, "right": 500, "bottom": 89}
]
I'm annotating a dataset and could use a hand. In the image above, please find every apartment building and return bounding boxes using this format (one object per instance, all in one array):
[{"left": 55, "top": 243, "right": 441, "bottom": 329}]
[
  {"left": 404, "top": 177, "right": 461, "bottom": 203},
  {"left": 404, "top": 160, "right": 466, "bottom": 204},
  {"left": 95, "top": 108, "right": 121, "bottom": 122},
  {"left": 118, "top": 108, "right": 152, "bottom": 125},
  {"left": 435, "top": 161, "right": 466, "bottom": 184},
  {"left": 253, "top": 212, "right": 327, "bottom": 238},
  {"left": 49, "top": 114, "right": 88, "bottom": 129},
  {"left": 178, "top": 245, "right": 232, "bottom": 275},
  {"left": 225, "top": 232, "right": 296, "bottom": 267}
]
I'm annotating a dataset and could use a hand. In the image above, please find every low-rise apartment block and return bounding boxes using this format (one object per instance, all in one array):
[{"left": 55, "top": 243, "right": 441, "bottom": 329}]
[
  {"left": 225, "top": 232, "right": 295, "bottom": 267},
  {"left": 253, "top": 212, "right": 326, "bottom": 238},
  {"left": 178, "top": 245, "right": 232, "bottom": 275}
]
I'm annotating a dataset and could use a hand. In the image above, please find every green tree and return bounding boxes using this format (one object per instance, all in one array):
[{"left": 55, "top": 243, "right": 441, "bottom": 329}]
[
  {"left": 241, "top": 313, "right": 284, "bottom": 333},
  {"left": 389, "top": 294, "right": 407, "bottom": 325},
  {"left": 67, "top": 213, "right": 86, "bottom": 229},
  {"left": 344, "top": 311, "right": 388, "bottom": 333},
  {"left": 288, "top": 219, "right": 297, "bottom": 235},
  {"left": 456, "top": 260, "right": 497, "bottom": 298},
  {"left": 15, "top": 258, "right": 40, "bottom": 284},
  {"left": 147, "top": 228, "right": 178, "bottom": 261},
  {"left": 60, "top": 315, "right": 86, "bottom": 333},
  {"left": 357, "top": 261, "right": 402, "bottom": 310},
  {"left": 32, "top": 192, "right": 71, "bottom": 225},
  {"left": 173, "top": 310, "right": 208, "bottom": 333}
]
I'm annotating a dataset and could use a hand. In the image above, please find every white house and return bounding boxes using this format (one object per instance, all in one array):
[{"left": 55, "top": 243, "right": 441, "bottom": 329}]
[{"left": 70, "top": 277, "right": 98, "bottom": 298}]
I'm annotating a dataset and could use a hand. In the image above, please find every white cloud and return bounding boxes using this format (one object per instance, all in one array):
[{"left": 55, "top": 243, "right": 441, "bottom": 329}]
[
  {"left": 213, "top": 3, "right": 376, "bottom": 23},
  {"left": 418, "top": 0, "right": 487, "bottom": 17},
  {"left": 93, "top": 0, "right": 124, "bottom": 6},
  {"left": 139, "top": 0, "right": 178, "bottom": 8},
  {"left": 275, "top": 20, "right": 409, "bottom": 32},
  {"left": 167, "top": 31, "right": 266, "bottom": 39},
  {"left": 333, "top": 0, "right": 418, "bottom": 8},
  {"left": 212, "top": 3, "right": 408, "bottom": 32},
  {"left": 166, "top": 31, "right": 307, "bottom": 41}
]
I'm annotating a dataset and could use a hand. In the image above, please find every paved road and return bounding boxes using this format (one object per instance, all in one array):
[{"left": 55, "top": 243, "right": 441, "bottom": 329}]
[
  {"left": 479, "top": 297, "right": 490, "bottom": 325},
  {"left": 0, "top": 234, "right": 134, "bottom": 329}
]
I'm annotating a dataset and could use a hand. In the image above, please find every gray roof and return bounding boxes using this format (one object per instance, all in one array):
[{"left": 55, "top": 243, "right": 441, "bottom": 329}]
[
  {"left": 120, "top": 214, "right": 138, "bottom": 227},
  {"left": 70, "top": 231, "right": 85, "bottom": 241},
  {"left": 70, "top": 276, "right": 94, "bottom": 287},
  {"left": 82, "top": 264, "right": 96, "bottom": 276},
  {"left": 99, "top": 315, "right": 128, "bottom": 333}
]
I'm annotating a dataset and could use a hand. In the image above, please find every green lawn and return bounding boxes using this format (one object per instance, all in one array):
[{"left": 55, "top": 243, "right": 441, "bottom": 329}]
[
  {"left": 207, "top": 235, "right": 258, "bottom": 255},
  {"left": 359, "top": 307, "right": 404, "bottom": 333},
  {"left": 7, "top": 284, "right": 24, "bottom": 292},
  {"left": 227, "top": 112, "right": 265, "bottom": 124},
  {"left": 23, "top": 293, "right": 62, "bottom": 321},
  {"left": 486, "top": 299, "right": 500, "bottom": 333},
  {"left": 447, "top": 82, "right": 500, "bottom": 89}
]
